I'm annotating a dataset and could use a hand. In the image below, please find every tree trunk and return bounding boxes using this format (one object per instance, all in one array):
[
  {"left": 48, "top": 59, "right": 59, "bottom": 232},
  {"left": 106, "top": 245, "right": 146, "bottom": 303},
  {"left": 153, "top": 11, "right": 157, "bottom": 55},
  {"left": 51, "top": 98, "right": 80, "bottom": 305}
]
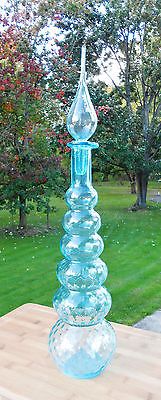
[
  {"left": 131, "top": 181, "right": 136, "bottom": 194},
  {"left": 11, "top": 211, "right": 14, "bottom": 230},
  {"left": 126, "top": 172, "right": 136, "bottom": 194},
  {"left": 46, "top": 210, "right": 50, "bottom": 229},
  {"left": 19, "top": 195, "right": 27, "bottom": 230},
  {"left": 134, "top": 171, "right": 149, "bottom": 208},
  {"left": 46, "top": 201, "right": 51, "bottom": 229},
  {"left": 103, "top": 172, "right": 109, "bottom": 182}
]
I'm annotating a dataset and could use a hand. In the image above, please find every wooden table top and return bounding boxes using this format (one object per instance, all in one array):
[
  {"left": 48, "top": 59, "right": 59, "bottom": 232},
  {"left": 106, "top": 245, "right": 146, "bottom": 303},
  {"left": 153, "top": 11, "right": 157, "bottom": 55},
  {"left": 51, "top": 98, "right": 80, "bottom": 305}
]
[{"left": 0, "top": 303, "right": 161, "bottom": 400}]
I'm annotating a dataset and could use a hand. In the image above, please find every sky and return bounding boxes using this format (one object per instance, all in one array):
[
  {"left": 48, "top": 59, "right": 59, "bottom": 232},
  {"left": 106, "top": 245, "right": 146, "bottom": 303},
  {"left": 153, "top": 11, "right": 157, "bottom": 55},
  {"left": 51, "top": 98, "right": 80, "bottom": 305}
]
[
  {"left": 1, "top": 0, "right": 6, "bottom": 8},
  {"left": 96, "top": 58, "right": 120, "bottom": 86}
]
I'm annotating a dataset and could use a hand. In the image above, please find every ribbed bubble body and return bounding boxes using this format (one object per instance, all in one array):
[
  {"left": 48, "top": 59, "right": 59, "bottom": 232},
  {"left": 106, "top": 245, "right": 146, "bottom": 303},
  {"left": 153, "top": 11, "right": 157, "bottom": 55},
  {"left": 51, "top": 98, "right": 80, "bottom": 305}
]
[{"left": 49, "top": 142, "right": 116, "bottom": 378}]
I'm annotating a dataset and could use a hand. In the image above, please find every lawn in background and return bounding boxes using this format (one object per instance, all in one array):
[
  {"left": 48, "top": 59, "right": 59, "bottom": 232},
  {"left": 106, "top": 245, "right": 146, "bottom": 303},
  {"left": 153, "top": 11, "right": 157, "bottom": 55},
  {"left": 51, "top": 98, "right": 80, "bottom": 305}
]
[{"left": 0, "top": 181, "right": 161, "bottom": 325}]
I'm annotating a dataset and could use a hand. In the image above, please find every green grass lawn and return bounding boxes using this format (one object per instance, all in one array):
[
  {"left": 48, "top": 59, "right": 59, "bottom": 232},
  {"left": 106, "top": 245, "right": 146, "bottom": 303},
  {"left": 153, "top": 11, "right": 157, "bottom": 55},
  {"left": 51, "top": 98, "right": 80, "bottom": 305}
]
[{"left": 0, "top": 181, "right": 161, "bottom": 325}]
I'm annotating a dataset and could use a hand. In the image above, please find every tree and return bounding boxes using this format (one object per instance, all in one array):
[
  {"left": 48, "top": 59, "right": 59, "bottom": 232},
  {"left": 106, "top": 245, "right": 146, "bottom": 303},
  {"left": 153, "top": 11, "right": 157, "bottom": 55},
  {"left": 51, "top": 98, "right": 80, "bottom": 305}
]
[
  {"left": 0, "top": 14, "right": 67, "bottom": 229},
  {"left": 88, "top": 82, "right": 138, "bottom": 193},
  {"left": 54, "top": 0, "right": 161, "bottom": 208}
]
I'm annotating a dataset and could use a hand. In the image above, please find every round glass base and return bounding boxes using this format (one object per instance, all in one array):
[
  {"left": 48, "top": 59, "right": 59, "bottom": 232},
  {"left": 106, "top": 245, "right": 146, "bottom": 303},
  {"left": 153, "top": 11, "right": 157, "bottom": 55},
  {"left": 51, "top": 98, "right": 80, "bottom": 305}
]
[{"left": 49, "top": 319, "right": 116, "bottom": 379}]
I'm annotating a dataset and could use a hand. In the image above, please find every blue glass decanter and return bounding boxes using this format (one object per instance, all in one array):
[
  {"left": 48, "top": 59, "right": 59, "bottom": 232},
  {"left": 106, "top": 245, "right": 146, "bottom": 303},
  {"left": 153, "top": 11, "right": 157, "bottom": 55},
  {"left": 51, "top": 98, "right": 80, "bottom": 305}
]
[{"left": 49, "top": 45, "right": 116, "bottom": 379}]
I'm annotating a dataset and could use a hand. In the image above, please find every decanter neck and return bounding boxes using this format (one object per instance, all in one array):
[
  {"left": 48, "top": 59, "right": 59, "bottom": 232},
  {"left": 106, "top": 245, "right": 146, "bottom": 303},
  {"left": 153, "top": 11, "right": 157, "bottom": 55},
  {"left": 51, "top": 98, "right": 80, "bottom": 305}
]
[
  {"left": 68, "top": 142, "right": 99, "bottom": 187},
  {"left": 71, "top": 147, "right": 91, "bottom": 187}
]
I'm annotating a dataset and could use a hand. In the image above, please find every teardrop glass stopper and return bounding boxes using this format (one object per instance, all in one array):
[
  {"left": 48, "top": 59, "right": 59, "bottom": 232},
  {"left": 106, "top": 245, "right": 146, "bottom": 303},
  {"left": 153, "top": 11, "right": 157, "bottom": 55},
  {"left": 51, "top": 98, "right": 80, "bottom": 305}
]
[{"left": 67, "top": 45, "right": 97, "bottom": 141}]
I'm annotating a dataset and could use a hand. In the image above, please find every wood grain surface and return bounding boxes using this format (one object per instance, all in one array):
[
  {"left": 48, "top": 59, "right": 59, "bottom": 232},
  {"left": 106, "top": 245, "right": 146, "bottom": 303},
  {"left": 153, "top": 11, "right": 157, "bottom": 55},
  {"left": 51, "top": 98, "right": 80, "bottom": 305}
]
[{"left": 0, "top": 303, "right": 161, "bottom": 400}]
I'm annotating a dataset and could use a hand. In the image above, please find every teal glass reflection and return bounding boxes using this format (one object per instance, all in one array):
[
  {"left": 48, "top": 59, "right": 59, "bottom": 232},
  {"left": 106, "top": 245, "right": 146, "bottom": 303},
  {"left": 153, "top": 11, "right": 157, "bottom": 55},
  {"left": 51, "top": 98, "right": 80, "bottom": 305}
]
[{"left": 49, "top": 45, "right": 116, "bottom": 379}]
